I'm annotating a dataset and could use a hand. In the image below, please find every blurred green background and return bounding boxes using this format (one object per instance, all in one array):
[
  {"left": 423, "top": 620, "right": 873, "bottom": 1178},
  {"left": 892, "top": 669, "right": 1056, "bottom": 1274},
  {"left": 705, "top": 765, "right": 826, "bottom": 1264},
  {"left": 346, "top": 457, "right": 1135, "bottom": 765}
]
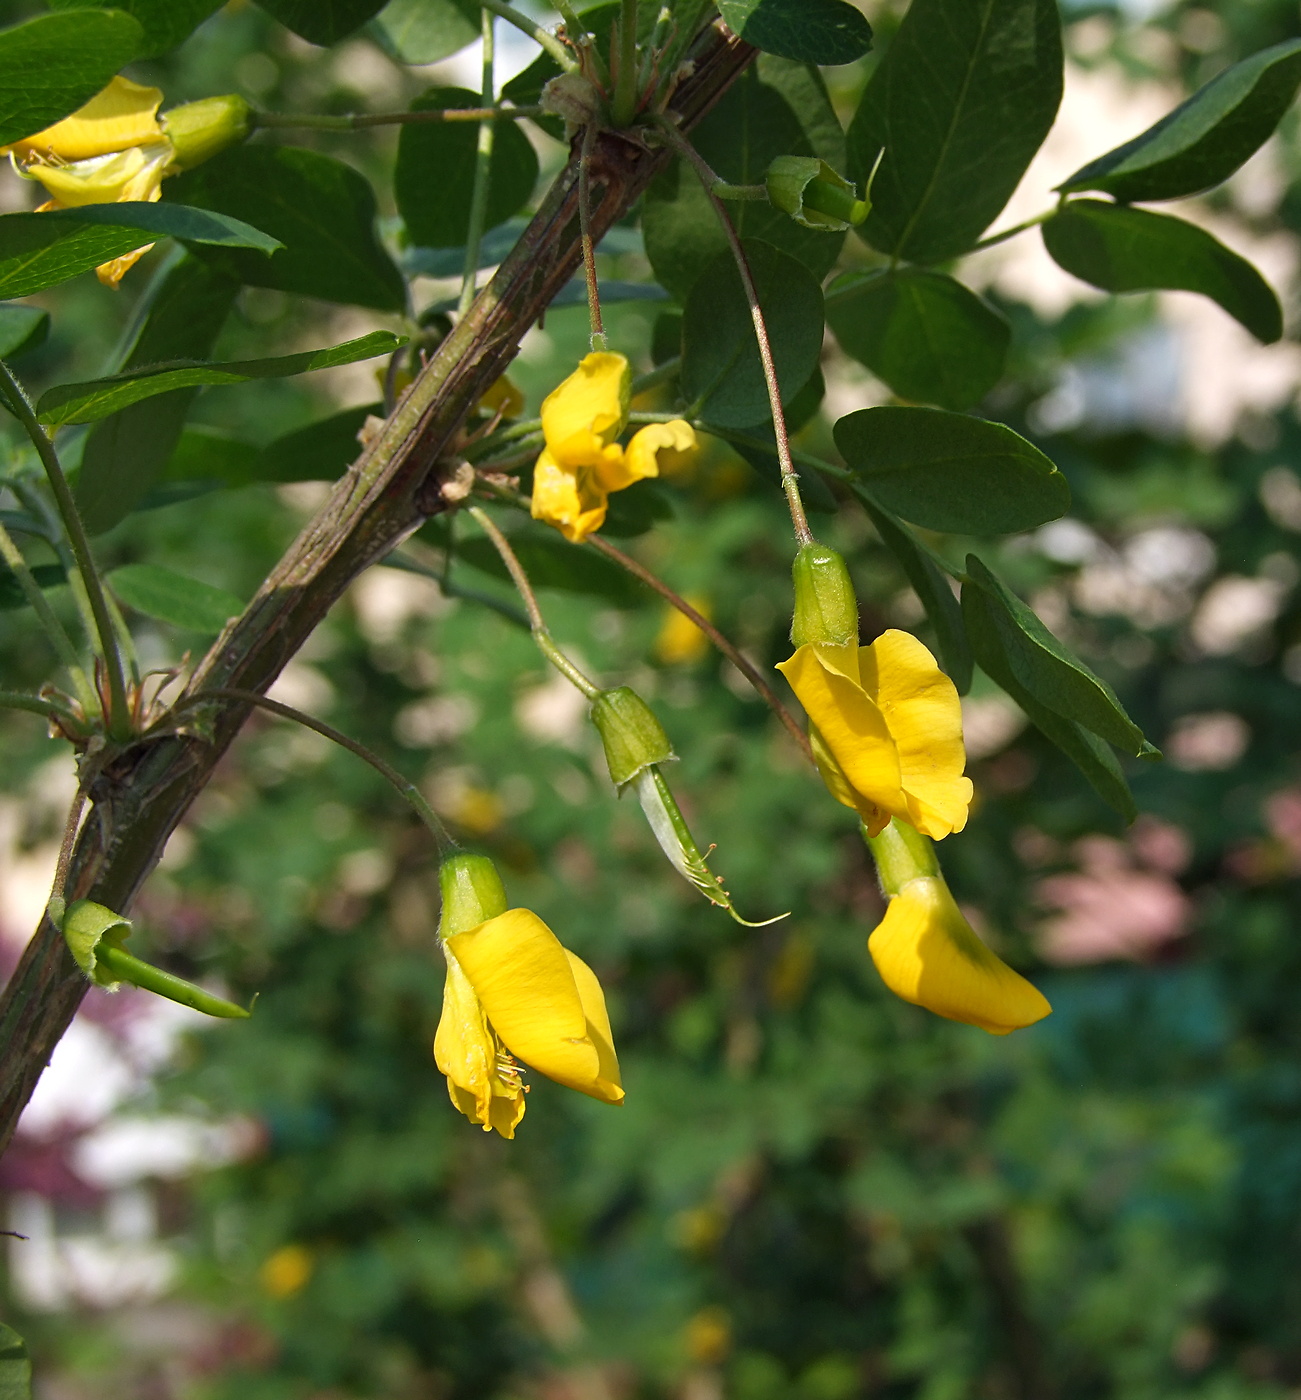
[{"left": 5, "top": 1, "right": 1301, "bottom": 1396}]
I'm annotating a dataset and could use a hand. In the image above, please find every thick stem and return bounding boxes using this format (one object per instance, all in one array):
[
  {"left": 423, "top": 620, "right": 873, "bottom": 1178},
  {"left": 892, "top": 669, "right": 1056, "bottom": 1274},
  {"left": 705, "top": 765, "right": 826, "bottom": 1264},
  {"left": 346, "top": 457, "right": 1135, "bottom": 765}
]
[
  {"left": 459, "top": 9, "right": 498, "bottom": 321},
  {"left": 51, "top": 784, "right": 88, "bottom": 908},
  {"left": 578, "top": 122, "right": 606, "bottom": 350},
  {"left": 478, "top": 0, "right": 578, "bottom": 71},
  {"left": 585, "top": 535, "right": 814, "bottom": 765},
  {"left": 611, "top": 0, "right": 640, "bottom": 127},
  {"left": 253, "top": 105, "right": 542, "bottom": 130},
  {"left": 0, "top": 519, "right": 95, "bottom": 713},
  {"left": 656, "top": 122, "right": 813, "bottom": 547},
  {"left": 183, "top": 689, "right": 455, "bottom": 854},
  {"left": 0, "top": 364, "right": 131, "bottom": 739},
  {"left": 0, "top": 15, "right": 756, "bottom": 1160}
]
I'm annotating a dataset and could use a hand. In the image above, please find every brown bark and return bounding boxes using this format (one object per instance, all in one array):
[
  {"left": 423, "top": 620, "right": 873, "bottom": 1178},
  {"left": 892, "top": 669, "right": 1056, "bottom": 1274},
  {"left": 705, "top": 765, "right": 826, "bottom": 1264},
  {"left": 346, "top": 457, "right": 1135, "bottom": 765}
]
[{"left": 0, "top": 21, "right": 755, "bottom": 1154}]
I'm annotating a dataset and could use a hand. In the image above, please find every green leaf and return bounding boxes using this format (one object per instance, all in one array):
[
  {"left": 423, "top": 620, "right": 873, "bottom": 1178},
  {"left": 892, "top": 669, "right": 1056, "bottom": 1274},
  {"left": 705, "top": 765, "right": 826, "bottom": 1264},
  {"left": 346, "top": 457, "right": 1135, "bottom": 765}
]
[
  {"left": 369, "top": 0, "right": 479, "bottom": 64},
  {"left": 76, "top": 256, "right": 239, "bottom": 533},
  {"left": 0, "top": 202, "right": 281, "bottom": 300},
  {"left": 395, "top": 87, "right": 539, "bottom": 249},
  {"left": 0, "top": 303, "right": 48, "bottom": 360},
  {"left": 452, "top": 523, "right": 647, "bottom": 607},
  {"left": 1042, "top": 199, "right": 1282, "bottom": 344},
  {"left": 1059, "top": 39, "right": 1301, "bottom": 204},
  {"left": 962, "top": 585, "right": 1135, "bottom": 818},
  {"left": 161, "top": 427, "right": 256, "bottom": 485},
  {"left": 834, "top": 406, "right": 1070, "bottom": 535},
  {"left": 46, "top": 0, "right": 224, "bottom": 58},
  {"left": 826, "top": 269, "right": 1010, "bottom": 411},
  {"left": 0, "top": 9, "right": 144, "bottom": 149},
  {"left": 717, "top": 0, "right": 872, "bottom": 65},
  {"left": 254, "top": 0, "right": 387, "bottom": 45},
  {"left": 108, "top": 563, "right": 244, "bottom": 633},
  {"left": 0, "top": 561, "right": 65, "bottom": 612},
  {"left": 855, "top": 491, "right": 972, "bottom": 694},
  {"left": 254, "top": 402, "right": 379, "bottom": 483},
  {"left": 166, "top": 146, "right": 406, "bottom": 311},
  {"left": 38, "top": 331, "right": 403, "bottom": 426},
  {"left": 644, "top": 56, "right": 848, "bottom": 303},
  {"left": 681, "top": 240, "right": 824, "bottom": 430},
  {"left": 847, "top": 0, "right": 1062, "bottom": 264},
  {"left": 0, "top": 1322, "right": 31, "bottom": 1400},
  {"left": 961, "top": 553, "right": 1149, "bottom": 756}
]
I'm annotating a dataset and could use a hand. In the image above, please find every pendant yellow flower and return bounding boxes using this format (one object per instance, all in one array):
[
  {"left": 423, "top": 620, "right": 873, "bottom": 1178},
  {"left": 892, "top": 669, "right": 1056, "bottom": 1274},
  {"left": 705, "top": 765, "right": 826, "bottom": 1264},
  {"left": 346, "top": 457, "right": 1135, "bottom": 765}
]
[
  {"left": 435, "top": 902, "right": 623, "bottom": 1138},
  {"left": 777, "top": 628, "right": 972, "bottom": 839},
  {"left": 531, "top": 352, "right": 696, "bottom": 542}
]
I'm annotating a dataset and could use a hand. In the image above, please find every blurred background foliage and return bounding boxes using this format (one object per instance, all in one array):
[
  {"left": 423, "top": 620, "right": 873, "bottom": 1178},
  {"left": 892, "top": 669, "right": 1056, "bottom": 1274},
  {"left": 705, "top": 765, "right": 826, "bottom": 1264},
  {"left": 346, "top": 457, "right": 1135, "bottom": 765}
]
[{"left": 4, "top": 1, "right": 1301, "bottom": 1397}]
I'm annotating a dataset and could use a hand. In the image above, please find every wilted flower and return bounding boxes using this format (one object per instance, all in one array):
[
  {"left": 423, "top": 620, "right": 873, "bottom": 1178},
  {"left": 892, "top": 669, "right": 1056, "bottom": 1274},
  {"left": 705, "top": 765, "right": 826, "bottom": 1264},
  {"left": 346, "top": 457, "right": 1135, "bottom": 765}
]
[{"left": 531, "top": 352, "right": 695, "bottom": 542}]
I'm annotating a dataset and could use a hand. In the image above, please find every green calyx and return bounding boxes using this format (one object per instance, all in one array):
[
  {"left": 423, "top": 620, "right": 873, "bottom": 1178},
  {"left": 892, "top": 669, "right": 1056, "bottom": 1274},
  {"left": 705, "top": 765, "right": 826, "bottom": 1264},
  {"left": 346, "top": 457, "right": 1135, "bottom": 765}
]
[
  {"left": 790, "top": 542, "right": 859, "bottom": 648},
  {"left": 438, "top": 854, "right": 509, "bottom": 937},
  {"left": 57, "top": 898, "right": 251, "bottom": 1018},
  {"left": 864, "top": 818, "right": 942, "bottom": 898},
  {"left": 590, "top": 686, "right": 675, "bottom": 790},
  {"left": 765, "top": 155, "right": 868, "bottom": 232},
  {"left": 163, "top": 94, "right": 252, "bottom": 172}
]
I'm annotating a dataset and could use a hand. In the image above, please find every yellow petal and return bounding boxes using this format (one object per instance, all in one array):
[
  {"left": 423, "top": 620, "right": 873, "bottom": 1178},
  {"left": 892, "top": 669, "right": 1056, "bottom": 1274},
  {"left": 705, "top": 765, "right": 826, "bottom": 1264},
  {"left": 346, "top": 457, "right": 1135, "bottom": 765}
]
[
  {"left": 7, "top": 76, "right": 164, "bottom": 161},
  {"left": 654, "top": 596, "right": 711, "bottom": 665},
  {"left": 447, "top": 908, "right": 608, "bottom": 1099},
  {"left": 478, "top": 374, "right": 525, "bottom": 419},
  {"left": 868, "top": 877, "right": 1051, "bottom": 1034},
  {"left": 564, "top": 949, "right": 624, "bottom": 1105},
  {"left": 609, "top": 419, "right": 697, "bottom": 491},
  {"left": 540, "top": 352, "right": 630, "bottom": 451},
  {"left": 27, "top": 141, "right": 171, "bottom": 208},
  {"left": 96, "top": 243, "right": 155, "bottom": 288},
  {"left": 777, "top": 643, "right": 905, "bottom": 822},
  {"left": 860, "top": 630, "right": 972, "bottom": 839},
  {"left": 434, "top": 953, "right": 506, "bottom": 1128},
  {"left": 808, "top": 722, "right": 890, "bottom": 834},
  {"left": 530, "top": 449, "right": 608, "bottom": 542}
]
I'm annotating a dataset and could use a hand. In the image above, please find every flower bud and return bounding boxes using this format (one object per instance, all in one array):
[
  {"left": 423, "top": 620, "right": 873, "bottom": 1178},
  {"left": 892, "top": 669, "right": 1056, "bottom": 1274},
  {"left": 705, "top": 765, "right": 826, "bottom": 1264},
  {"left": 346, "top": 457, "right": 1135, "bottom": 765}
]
[
  {"left": 162, "top": 94, "right": 251, "bottom": 172},
  {"left": 438, "top": 854, "right": 508, "bottom": 937},
  {"left": 790, "top": 542, "right": 859, "bottom": 648},
  {"left": 765, "top": 155, "right": 868, "bottom": 232},
  {"left": 590, "top": 686, "right": 675, "bottom": 790}
]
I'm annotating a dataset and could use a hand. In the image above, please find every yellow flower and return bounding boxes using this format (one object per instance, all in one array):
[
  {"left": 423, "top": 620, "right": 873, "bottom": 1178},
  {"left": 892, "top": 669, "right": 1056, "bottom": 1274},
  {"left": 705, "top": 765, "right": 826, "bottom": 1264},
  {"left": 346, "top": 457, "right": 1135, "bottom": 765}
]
[
  {"left": 870, "top": 875, "right": 1051, "bottom": 1035},
  {"left": 654, "top": 595, "right": 711, "bottom": 665},
  {"left": 3, "top": 76, "right": 165, "bottom": 162},
  {"left": 530, "top": 352, "right": 696, "bottom": 542},
  {"left": 435, "top": 907, "right": 624, "bottom": 1138},
  {"left": 259, "top": 1244, "right": 314, "bottom": 1299},
  {"left": 777, "top": 629, "right": 972, "bottom": 840}
]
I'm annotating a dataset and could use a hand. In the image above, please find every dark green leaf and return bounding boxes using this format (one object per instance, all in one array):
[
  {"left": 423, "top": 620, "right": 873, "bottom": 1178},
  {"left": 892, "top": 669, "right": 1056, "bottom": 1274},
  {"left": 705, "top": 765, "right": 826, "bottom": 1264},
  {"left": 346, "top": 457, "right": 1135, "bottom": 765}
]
[
  {"left": 46, "top": 0, "right": 223, "bottom": 58},
  {"left": 0, "top": 561, "right": 65, "bottom": 612},
  {"left": 0, "top": 1321, "right": 31, "bottom": 1400},
  {"left": 454, "top": 524, "right": 647, "bottom": 607},
  {"left": 76, "top": 256, "right": 238, "bottom": 533},
  {"left": 167, "top": 146, "right": 406, "bottom": 311},
  {"left": 961, "top": 553, "right": 1149, "bottom": 755},
  {"left": 717, "top": 0, "right": 871, "bottom": 65},
  {"left": 0, "top": 202, "right": 281, "bottom": 300},
  {"left": 254, "top": 0, "right": 386, "bottom": 45},
  {"left": 108, "top": 563, "right": 244, "bottom": 633},
  {"left": 38, "top": 331, "right": 403, "bottom": 426},
  {"left": 1059, "top": 40, "right": 1301, "bottom": 203},
  {"left": 0, "top": 303, "right": 48, "bottom": 360},
  {"left": 963, "top": 587, "right": 1135, "bottom": 818},
  {"left": 395, "top": 87, "right": 539, "bottom": 249},
  {"left": 601, "top": 479, "right": 676, "bottom": 538},
  {"left": 254, "top": 402, "right": 379, "bottom": 483},
  {"left": 1042, "top": 199, "right": 1282, "bottom": 344},
  {"left": 369, "top": 0, "right": 479, "bottom": 64},
  {"left": 682, "top": 240, "right": 824, "bottom": 430},
  {"left": 848, "top": 0, "right": 1062, "bottom": 264},
  {"left": 0, "top": 10, "right": 143, "bottom": 148},
  {"left": 826, "top": 269, "right": 1010, "bottom": 411},
  {"left": 856, "top": 491, "right": 972, "bottom": 693},
  {"left": 834, "top": 406, "right": 1070, "bottom": 535},
  {"left": 644, "top": 56, "right": 848, "bottom": 303},
  {"left": 161, "top": 427, "right": 257, "bottom": 486}
]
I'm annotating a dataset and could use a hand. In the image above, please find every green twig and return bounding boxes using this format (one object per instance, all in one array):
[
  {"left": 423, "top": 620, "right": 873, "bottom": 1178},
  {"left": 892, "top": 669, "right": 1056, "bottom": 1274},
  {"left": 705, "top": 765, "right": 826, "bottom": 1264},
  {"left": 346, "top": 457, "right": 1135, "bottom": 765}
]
[
  {"left": 0, "top": 362, "right": 130, "bottom": 740},
  {"left": 712, "top": 181, "right": 768, "bottom": 201},
  {"left": 0, "top": 690, "right": 84, "bottom": 729},
  {"left": 253, "top": 105, "right": 543, "bottom": 130},
  {"left": 611, "top": 0, "right": 640, "bottom": 127},
  {"left": 478, "top": 0, "right": 578, "bottom": 71},
  {"left": 965, "top": 208, "right": 1055, "bottom": 256},
  {"left": 460, "top": 9, "right": 498, "bottom": 321}
]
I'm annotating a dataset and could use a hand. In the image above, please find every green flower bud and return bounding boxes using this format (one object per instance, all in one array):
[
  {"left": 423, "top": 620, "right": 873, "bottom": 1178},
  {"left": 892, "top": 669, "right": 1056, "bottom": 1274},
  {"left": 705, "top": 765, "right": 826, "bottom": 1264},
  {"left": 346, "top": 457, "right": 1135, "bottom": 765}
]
[
  {"left": 790, "top": 542, "right": 859, "bottom": 648},
  {"left": 590, "top": 686, "right": 675, "bottom": 791},
  {"left": 438, "top": 854, "right": 509, "bottom": 938},
  {"left": 162, "top": 94, "right": 251, "bottom": 172},
  {"left": 765, "top": 155, "right": 868, "bottom": 232}
]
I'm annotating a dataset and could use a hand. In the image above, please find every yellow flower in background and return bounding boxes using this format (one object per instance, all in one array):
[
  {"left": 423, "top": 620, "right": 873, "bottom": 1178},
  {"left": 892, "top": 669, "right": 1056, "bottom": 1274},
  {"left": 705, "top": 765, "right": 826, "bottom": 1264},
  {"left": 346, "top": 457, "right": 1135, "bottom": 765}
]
[
  {"left": 777, "top": 628, "right": 972, "bottom": 840},
  {"left": 435, "top": 907, "right": 623, "bottom": 1138},
  {"left": 6, "top": 76, "right": 171, "bottom": 287},
  {"left": 655, "top": 595, "right": 711, "bottom": 665},
  {"left": 531, "top": 352, "right": 696, "bottom": 542},
  {"left": 259, "top": 1244, "right": 314, "bottom": 1299},
  {"left": 869, "top": 875, "right": 1051, "bottom": 1035}
]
